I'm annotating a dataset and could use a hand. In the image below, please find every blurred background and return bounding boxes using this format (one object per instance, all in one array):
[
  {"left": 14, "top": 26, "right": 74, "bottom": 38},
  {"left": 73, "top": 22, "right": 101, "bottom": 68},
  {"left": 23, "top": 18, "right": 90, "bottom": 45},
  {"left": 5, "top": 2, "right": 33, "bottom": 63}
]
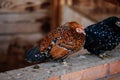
[{"left": 0, "top": 0, "right": 119, "bottom": 72}]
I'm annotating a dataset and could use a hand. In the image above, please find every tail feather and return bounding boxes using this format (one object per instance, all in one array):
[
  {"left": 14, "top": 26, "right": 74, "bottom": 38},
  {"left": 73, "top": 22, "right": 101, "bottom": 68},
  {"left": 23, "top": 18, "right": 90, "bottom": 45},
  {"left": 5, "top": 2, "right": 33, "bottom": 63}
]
[
  {"left": 25, "top": 39, "right": 57, "bottom": 63},
  {"left": 25, "top": 46, "right": 49, "bottom": 63}
]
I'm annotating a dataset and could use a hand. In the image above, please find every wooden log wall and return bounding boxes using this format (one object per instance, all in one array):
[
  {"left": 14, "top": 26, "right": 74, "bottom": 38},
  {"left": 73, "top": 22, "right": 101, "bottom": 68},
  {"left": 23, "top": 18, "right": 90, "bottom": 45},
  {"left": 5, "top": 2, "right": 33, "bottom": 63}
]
[
  {"left": 0, "top": 0, "right": 63, "bottom": 72},
  {"left": 0, "top": 0, "right": 51, "bottom": 54}
]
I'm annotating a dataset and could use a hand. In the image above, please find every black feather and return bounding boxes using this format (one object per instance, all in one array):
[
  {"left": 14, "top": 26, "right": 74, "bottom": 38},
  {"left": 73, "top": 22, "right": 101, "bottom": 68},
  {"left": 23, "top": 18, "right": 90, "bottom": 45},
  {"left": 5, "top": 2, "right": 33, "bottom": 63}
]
[
  {"left": 25, "top": 46, "right": 52, "bottom": 63},
  {"left": 25, "top": 38, "right": 59, "bottom": 63},
  {"left": 84, "top": 16, "right": 120, "bottom": 55}
]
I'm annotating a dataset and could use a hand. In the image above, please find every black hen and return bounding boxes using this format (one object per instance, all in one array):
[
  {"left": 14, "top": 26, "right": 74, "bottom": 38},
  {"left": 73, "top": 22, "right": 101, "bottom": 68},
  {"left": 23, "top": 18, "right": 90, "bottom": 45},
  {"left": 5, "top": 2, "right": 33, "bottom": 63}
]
[{"left": 84, "top": 16, "right": 120, "bottom": 58}]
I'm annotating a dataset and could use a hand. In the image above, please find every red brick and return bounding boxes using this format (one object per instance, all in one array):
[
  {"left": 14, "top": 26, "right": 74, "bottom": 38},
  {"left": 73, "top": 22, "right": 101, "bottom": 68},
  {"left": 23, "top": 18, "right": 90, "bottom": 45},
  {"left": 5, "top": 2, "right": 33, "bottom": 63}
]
[
  {"left": 48, "top": 76, "right": 59, "bottom": 80},
  {"left": 82, "top": 64, "right": 107, "bottom": 80},
  {"left": 61, "top": 64, "right": 107, "bottom": 80},
  {"left": 110, "top": 60, "right": 120, "bottom": 75},
  {"left": 61, "top": 70, "right": 83, "bottom": 80},
  {"left": 105, "top": 75, "right": 120, "bottom": 80}
]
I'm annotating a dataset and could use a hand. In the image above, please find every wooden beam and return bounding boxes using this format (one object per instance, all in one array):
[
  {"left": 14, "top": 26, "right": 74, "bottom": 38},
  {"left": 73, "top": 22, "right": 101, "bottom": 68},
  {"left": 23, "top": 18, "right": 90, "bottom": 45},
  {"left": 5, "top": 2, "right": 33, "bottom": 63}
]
[
  {"left": 105, "top": 0, "right": 120, "bottom": 5},
  {"left": 50, "top": 0, "right": 62, "bottom": 29},
  {"left": 0, "top": 23, "right": 42, "bottom": 34}
]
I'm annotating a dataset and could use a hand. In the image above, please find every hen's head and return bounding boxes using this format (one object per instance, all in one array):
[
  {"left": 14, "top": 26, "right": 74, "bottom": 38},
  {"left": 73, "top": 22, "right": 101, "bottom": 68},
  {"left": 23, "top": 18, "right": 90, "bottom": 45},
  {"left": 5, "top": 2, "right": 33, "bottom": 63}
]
[
  {"left": 107, "top": 16, "right": 120, "bottom": 34},
  {"left": 64, "top": 21, "right": 85, "bottom": 35}
]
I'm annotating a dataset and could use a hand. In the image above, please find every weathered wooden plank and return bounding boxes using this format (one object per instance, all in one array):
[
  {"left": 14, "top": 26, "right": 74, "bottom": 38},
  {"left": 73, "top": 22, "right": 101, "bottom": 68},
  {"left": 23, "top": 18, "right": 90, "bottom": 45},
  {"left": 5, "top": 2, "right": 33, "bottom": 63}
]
[
  {"left": 0, "top": 42, "right": 9, "bottom": 53},
  {"left": 0, "top": 33, "right": 43, "bottom": 53},
  {"left": 0, "top": 0, "right": 47, "bottom": 6},
  {"left": 0, "top": 33, "right": 42, "bottom": 43},
  {"left": 0, "top": 23, "right": 42, "bottom": 34},
  {"left": 0, "top": 0, "right": 48, "bottom": 12},
  {"left": 0, "top": 4, "right": 49, "bottom": 12},
  {"left": 0, "top": 10, "right": 48, "bottom": 23},
  {"left": 10, "top": 0, "right": 47, "bottom": 5}
]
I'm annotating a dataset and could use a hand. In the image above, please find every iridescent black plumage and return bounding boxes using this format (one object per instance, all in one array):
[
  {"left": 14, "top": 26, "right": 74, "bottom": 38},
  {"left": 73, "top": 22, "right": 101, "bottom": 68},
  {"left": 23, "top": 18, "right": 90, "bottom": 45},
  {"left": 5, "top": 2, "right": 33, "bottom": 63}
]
[{"left": 84, "top": 16, "right": 120, "bottom": 58}]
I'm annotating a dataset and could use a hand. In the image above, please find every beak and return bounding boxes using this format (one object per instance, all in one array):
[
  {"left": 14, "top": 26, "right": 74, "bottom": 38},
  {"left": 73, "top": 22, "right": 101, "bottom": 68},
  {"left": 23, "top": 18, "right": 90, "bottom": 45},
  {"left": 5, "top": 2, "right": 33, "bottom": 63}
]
[
  {"left": 82, "top": 27, "right": 86, "bottom": 35},
  {"left": 80, "top": 26, "right": 86, "bottom": 35},
  {"left": 80, "top": 30, "right": 86, "bottom": 35},
  {"left": 83, "top": 31, "right": 86, "bottom": 35}
]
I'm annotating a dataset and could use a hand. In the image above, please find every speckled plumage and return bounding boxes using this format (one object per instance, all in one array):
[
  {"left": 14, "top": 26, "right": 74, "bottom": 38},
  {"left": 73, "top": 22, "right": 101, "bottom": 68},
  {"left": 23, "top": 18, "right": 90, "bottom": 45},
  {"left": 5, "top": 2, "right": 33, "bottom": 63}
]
[
  {"left": 25, "top": 22, "right": 85, "bottom": 63},
  {"left": 84, "top": 16, "right": 120, "bottom": 58}
]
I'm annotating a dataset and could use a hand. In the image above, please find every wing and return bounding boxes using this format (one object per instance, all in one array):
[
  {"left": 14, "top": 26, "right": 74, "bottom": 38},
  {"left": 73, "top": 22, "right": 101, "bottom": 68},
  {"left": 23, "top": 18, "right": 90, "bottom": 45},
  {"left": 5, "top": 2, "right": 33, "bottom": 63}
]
[{"left": 50, "top": 44, "right": 68, "bottom": 59}]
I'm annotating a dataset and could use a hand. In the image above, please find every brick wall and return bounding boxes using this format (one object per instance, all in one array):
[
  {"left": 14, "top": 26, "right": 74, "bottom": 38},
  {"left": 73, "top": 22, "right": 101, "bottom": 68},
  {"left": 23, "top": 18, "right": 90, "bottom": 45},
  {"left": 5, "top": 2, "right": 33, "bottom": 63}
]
[
  {"left": 48, "top": 60, "right": 120, "bottom": 80},
  {"left": 0, "top": 50, "right": 120, "bottom": 80}
]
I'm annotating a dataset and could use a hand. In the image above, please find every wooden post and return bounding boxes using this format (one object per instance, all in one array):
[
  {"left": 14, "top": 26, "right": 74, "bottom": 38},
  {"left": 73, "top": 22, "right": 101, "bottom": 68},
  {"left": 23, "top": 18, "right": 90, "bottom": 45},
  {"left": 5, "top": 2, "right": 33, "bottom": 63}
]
[
  {"left": 66, "top": 0, "right": 73, "bottom": 6},
  {"left": 50, "top": 0, "right": 64, "bottom": 29}
]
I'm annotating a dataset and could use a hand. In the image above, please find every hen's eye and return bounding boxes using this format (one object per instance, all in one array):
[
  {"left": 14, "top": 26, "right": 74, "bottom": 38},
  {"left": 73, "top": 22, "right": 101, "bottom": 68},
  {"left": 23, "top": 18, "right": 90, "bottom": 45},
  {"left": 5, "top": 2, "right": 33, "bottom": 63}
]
[
  {"left": 115, "top": 21, "right": 120, "bottom": 27},
  {"left": 76, "top": 28, "right": 81, "bottom": 33}
]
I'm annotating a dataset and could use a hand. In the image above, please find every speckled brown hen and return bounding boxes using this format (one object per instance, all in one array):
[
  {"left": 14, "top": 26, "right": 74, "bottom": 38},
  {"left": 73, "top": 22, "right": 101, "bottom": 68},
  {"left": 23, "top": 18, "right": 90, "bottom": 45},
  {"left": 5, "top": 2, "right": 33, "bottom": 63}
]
[{"left": 25, "top": 21, "right": 86, "bottom": 63}]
